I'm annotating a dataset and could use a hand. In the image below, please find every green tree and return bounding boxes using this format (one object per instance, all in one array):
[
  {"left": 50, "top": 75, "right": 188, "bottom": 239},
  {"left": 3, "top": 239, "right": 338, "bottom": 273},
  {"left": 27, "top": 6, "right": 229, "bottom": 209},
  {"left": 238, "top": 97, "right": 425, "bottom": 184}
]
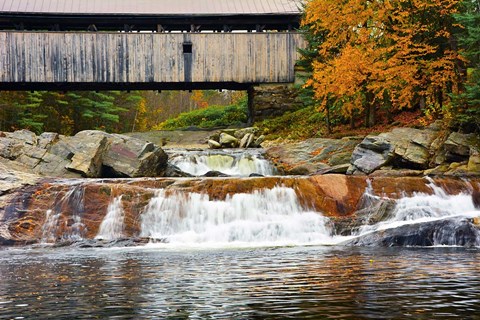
[
  {"left": 14, "top": 91, "right": 46, "bottom": 133},
  {"left": 453, "top": 0, "right": 480, "bottom": 132},
  {"left": 66, "top": 91, "right": 127, "bottom": 133}
]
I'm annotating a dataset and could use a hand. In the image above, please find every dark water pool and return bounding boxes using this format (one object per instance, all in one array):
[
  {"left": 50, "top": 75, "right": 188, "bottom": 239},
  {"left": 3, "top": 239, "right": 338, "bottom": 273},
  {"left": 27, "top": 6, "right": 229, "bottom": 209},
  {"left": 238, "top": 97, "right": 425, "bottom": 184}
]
[{"left": 0, "top": 245, "right": 479, "bottom": 319}]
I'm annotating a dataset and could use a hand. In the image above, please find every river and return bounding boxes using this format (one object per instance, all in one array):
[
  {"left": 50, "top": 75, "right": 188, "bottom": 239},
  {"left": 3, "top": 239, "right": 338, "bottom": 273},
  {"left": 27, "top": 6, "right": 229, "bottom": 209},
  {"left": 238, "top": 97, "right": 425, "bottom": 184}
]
[
  {"left": 2, "top": 151, "right": 480, "bottom": 319},
  {"left": 1, "top": 245, "right": 479, "bottom": 319}
]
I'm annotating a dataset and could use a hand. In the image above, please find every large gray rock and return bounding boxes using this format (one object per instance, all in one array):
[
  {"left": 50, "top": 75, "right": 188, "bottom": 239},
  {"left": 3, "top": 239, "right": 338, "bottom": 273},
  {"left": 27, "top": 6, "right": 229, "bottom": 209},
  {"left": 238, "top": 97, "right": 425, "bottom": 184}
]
[
  {"left": 219, "top": 133, "right": 239, "bottom": 148},
  {"left": 34, "top": 153, "right": 80, "bottom": 178},
  {"left": 379, "top": 127, "right": 439, "bottom": 169},
  {"left": 163, "top": 164, "right": 194, "bottom": 178},
  {"left": 66, "top": 132, "right": 108, "bottom": 177},
  {"left": 0, "top": 130, "right": 168, "bottom": 178},
  {"left": 6, "top": 129, "right": 37, "bottom": 146},
  {"left": 349, "top": 136, "right": 394, "bottom": 174},
  {"left": 266, "top": 137, "right": 360, "bottom": 175},
  {"left": 343, "top": 218, "right": 480, "bottom": 247},
  {"left": 234, "top": 127, "right": 259, "bottom": 140},
  {"left": 0, "top": 138, "right": 24, "bottom": 160},
  {"left": 104, "top": 134, "right": 168, "bottom": 177},
  {"left": 70, "top": 131, "right": 168, "bottom": 178},
  {"left": 444, "top": 132, "right": 480, "bottom": 162}
]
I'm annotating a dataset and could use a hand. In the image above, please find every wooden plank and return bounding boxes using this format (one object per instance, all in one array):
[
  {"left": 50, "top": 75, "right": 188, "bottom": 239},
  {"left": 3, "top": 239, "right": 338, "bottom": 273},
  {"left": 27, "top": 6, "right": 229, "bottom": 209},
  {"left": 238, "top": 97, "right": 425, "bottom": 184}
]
[{"left": 0, "top": 31, "right": 305, "bottom": 85}]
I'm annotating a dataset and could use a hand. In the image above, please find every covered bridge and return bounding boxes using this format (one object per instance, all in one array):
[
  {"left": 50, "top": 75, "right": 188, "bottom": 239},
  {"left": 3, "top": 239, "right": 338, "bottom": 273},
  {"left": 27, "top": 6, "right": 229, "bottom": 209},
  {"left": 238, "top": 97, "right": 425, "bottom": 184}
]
[{"left": 0, "top": 0, "right": 305, "bottom": 93}]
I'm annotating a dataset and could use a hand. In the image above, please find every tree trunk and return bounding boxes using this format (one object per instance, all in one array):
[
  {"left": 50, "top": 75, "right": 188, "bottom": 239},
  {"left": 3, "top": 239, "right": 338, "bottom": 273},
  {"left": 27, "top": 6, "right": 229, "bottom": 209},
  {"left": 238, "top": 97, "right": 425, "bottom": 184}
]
[
  {"left": 368, "top": 104, "right": 376, "bottom": 127},
  {"left": 325, "top": 106, "right": 331, "bottom": 134},
  {"left": 364, "top": 105, "right": 370, "bottom": 128},
  {"left": 419, "top": 96, "right": 426, "bottom": 111}
]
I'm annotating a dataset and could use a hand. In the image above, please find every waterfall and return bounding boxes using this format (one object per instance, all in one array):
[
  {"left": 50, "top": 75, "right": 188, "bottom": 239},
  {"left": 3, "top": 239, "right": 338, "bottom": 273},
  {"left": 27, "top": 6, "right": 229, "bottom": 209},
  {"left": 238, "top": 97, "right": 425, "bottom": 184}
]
[
  {"left": 34, "top": 177, "right": 480, "bottom": 248},
  {"left": 140, "top": 187, "right": 332, "bottom": 247},
  {"left": 168, "top": 149, "right": 275, "bottom": 176},
  {"left": 95, "top": 196, "right": 125, "bottom": 240},
  {"left": 352, "top": 178, "right": 480, "bottom": 246},
  {"left": 41, "top": 184, "right": 86, "bottom": 243}
]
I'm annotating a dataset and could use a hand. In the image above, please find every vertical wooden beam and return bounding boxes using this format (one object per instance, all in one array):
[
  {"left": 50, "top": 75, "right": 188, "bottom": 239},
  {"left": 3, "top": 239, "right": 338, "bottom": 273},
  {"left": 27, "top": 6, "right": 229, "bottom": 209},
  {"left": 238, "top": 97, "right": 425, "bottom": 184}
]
[{"left": 247, "top": 86, "right": 255, "bottom": 126}]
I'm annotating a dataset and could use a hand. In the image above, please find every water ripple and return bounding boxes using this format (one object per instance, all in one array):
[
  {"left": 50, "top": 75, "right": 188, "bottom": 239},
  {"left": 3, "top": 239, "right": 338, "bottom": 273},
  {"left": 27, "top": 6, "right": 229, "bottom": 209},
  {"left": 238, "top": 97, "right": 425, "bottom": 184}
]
[{"left": 0, "top": 246, "right": 479, "bottom": 319}]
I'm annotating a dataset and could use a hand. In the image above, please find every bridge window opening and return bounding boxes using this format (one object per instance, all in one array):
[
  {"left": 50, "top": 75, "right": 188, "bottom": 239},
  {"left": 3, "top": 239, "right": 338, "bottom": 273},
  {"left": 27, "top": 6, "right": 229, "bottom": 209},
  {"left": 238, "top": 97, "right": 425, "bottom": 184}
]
[{"left": 183, "top": 42, "right": 192, "bottom": 54}]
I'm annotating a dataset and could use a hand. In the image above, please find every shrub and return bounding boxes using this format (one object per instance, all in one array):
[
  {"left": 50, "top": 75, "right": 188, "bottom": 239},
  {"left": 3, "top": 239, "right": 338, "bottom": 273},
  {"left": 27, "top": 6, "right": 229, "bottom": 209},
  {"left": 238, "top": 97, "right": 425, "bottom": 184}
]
[{"left": 154, "top": 98, "right": 247, "bottom": 130}]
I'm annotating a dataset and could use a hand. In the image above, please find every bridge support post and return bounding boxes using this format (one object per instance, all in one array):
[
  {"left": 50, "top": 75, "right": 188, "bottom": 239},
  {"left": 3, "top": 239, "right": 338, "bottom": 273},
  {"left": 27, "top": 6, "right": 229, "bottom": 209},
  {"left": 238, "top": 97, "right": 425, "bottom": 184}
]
[{"left": 247, "top": 86, "right": 255, "bottom": 126}]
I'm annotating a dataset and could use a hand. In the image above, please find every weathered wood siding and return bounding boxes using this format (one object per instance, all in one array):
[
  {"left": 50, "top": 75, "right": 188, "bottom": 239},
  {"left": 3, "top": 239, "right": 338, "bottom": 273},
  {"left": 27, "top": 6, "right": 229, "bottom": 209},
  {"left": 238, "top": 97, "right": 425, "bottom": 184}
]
[{"left": 0, "top": 32, "right": 304, "bottom": 84}]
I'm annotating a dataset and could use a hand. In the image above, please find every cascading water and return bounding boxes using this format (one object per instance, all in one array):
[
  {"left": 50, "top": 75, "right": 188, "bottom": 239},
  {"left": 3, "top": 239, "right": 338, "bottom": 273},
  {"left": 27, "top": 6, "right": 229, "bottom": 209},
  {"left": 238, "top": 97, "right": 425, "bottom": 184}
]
[
  {"left": 36, "top": 177, "right": 480, "bottom": 248},
  {"left": 351, "top": 178, "right": 480, "bottom": 246},
  {"left": 41, "top": 184, "right": 86, "bottom": 243},
  {"left": 167, "top": 149, "right": 275, "bottom": 176},
  {"left": 95, "top": 196, "right": 125, "bottom": 240},
  {"left": 139, "top": 186, "right": 332, "bottom": 247}
]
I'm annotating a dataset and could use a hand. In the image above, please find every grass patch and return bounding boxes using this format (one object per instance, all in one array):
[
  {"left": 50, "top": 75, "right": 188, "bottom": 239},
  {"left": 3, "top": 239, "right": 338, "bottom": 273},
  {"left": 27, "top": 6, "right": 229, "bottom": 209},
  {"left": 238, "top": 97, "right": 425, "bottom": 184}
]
[
  {"left": 258, "top": 105, "right": 326, "bottom": 140},
  {"left": 154, "top": 99, "right": 247, "bottom": 130}
]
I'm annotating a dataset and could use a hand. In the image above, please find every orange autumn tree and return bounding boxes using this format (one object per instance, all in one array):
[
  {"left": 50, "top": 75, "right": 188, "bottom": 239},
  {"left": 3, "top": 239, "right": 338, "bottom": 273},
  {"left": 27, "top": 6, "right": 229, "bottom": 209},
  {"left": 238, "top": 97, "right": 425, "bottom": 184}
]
[
  {"left": 302, "top": 0, "right": 462, "bottom": 131},
  {"left": 190, "top": 90, "right": 209, "bottom": 109}
]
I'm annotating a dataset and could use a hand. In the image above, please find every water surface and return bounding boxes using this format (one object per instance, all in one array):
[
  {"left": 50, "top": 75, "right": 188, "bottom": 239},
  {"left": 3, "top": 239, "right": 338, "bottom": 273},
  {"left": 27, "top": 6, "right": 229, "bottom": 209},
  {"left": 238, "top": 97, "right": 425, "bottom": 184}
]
[{"left": 0, "top": 246, "right": 479, "bottom": 319}]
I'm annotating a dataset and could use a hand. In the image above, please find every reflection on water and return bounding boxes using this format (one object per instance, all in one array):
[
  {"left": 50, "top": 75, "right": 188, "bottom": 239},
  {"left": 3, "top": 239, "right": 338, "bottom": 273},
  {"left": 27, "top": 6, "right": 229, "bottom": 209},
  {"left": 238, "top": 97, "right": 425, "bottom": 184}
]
[{"left": 0, "top": 246, "right": 479, "bottom": 319}]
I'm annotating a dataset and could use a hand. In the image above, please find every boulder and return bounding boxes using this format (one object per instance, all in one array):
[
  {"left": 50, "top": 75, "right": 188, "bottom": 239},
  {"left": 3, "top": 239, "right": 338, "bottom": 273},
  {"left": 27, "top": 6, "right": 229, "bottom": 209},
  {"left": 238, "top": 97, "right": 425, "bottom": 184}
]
[
  {"left": 203, "top": 170, "right": 230, "bottom": 177},
  {"left": 163, "top": 164, "right": 194, "bottom": 178},
  {"left": 207, "top": 139, "right": 221, "bottom": 149},
  {"left": 6, "top": 129, "right": 37, "bottom": 146},
  {"left": 234, "top": 127, "right": 259, "bottom": 140},
  {"left": 343, "top": 218, "right": 480, "bottom": 247},
  {"left": 0, "top": 138, "right": 24, "bottom": 160},
  {"left": 0, "top": 129, "right": 169, "bottom": 178},
  {"left": 253, "top": 135, "right": 266, "bottom": 148},
  {"left": 240, "top": 133, "right": 254, "bottom": 148},
  {"left": 265, "top": 137, "right": 360, "bottom": 175},
  {"left": 100, "top": 133, "right": 168, "bottom": 177},
  {"left": 66, "top": 133, "right": 108, "bottom": 177},
  {"left": 444, "top": 132, "right": 480, "bottom": 162},
  {"left": 219, "top": 133, "right": 239, "bottom": 148},
  {"left": 468, "top": 149, "right": 480, "bottom": 173},
  {"left": 379, "top": 127, "right": 438, "bottom": 169},
  {"left": 349, "top": 136, "right": 394, "bottom": 174}
]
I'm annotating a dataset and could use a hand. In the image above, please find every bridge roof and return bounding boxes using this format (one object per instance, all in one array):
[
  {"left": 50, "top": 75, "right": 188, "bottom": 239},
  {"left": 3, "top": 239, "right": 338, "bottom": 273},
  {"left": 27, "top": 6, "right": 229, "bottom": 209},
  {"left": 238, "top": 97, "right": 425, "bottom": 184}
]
[
  {"left": 0, "top": 0, "right": 303, "bottom": 31},
  {"left": 0, "top": 0, "right": 303, "bottom": 16}
]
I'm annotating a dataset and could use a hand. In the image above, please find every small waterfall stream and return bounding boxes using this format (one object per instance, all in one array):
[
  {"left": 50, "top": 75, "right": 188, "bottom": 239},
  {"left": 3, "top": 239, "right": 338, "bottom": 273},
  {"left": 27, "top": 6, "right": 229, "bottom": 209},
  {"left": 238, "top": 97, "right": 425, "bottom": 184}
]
[
  {"left": 347, "top": 179, "right": 480, "bottom": 246},
  {"left": 357, "top": 179, "right": 478, "bottom": 234},
  {"left": 41, "top": 184, "right": 86, "bottom": 243},
  {"left": 95, "top": 196, "right": 125, "bottom": 240},
  {"left": 167, "top": 149, "right": 275, "bottom": 176}
]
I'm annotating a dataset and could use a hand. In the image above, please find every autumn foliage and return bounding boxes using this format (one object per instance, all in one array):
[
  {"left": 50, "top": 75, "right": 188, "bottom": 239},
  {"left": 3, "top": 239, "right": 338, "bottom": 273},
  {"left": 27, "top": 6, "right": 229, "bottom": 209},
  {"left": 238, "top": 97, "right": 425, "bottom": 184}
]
[{"left": 302, "top": 0, "right": 463, "bottom": 131}]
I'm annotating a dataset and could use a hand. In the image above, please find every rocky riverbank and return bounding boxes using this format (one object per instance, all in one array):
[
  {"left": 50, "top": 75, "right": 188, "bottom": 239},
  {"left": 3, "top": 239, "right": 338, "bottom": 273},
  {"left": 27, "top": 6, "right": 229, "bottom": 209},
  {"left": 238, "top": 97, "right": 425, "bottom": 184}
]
[
  {"left": 0, "top": 122, "right": 479, "bottom": 182},
  {"left": 1, "top": 123, "right": 479, "bottom": 246},
  {"left": 265, "top": 121, "right": 480, "bottom": 177}
]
